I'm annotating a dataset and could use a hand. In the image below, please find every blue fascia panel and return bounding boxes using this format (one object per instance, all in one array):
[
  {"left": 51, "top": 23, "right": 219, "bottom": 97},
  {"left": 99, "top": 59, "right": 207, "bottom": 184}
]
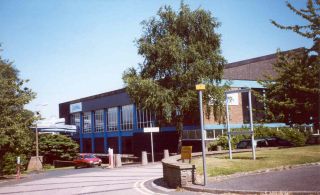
[
  {"left": 82, "top": 134, "right": 92, "bottom": 138},
  {"left": 220, "top": 79, "right": 264, "bottom": 89}
]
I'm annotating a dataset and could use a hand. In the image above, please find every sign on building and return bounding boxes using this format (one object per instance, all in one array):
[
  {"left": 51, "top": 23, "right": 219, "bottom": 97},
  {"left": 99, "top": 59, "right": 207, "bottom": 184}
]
[
  {"left": 227, "top": 93, "right": 239, "bottom": 105},
  {"left": 70, "top": 102, "right": 82, "bottom": 113}
]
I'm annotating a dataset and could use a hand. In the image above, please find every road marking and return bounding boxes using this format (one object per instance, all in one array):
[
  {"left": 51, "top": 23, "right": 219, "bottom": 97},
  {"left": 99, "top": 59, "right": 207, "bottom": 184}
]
[{"left": 133, "top": 178, "right": 167, "bottom": 195}]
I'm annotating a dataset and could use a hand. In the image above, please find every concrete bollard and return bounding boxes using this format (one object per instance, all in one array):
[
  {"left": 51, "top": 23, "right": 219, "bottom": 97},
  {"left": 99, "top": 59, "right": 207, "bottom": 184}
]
[
  {"left": 216, "top": 146, "right": 222, "bottom": 151},
  {"left": 163, "top": 149, "right": 169, "bottom": 159},
  {"left": 141, "top": 151, "right": 148, "bottom": 165},
  {"left": 114, "top": 154, "right": 122, "bottom": 168}
]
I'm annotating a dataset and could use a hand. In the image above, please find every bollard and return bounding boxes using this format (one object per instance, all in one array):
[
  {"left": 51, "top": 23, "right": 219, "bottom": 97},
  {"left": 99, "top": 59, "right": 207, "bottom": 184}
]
[
  {"left": 216, "top": 146, "right": 222, "bottom": 151},
  {"left": 163, "top": 149, "right": 169, "bottom": 159},
  {"left": 141, "top": 151, "right": 148, "bottom": 165},
  {"left": 114, "top": 154, "right": 122, "bottom": 168},
  {"left": 108, "top": 148, "right": 114, "bottom": 168}
]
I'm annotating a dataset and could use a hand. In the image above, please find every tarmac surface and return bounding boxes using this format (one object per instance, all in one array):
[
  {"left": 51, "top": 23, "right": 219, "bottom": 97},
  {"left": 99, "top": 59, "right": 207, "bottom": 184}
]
[{"left": 0, "top": 162, "right": 319, "bottom": 194}]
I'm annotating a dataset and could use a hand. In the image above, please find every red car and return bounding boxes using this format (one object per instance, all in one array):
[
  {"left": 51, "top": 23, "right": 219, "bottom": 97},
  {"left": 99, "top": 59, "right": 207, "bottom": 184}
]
[{"left": 74, "top": 154, "right": 102, "bottom": 168}]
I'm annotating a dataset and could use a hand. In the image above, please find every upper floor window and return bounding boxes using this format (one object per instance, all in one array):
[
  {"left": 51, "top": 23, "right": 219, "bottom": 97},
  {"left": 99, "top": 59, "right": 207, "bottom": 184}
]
[
  {"left": 70, "top": 113, "right": 80, "bottom": 129},
  {"left": 95, "top": 110, "right": 104, "bottom": 133},
  {"left": 83, "top": 112, "right": 91, "bottom": 133},
  {"left": 121, "top": 104, "right": 133, "bottom": 131},
  {"left": 107, "top": 107, "right": 118, "bottom": 131},
  {"left": 137, "top": 109, "right": 156, "bottom": 129}
]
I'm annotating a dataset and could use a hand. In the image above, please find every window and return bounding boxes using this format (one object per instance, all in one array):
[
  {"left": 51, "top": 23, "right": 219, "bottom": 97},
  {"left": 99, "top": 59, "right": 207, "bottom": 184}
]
[
  {"left": 137, "top": 109, "right": 156, "bottom": 129},
  {"left": 95, "top": 110, "right": 104, "bottom": 133},
  {"left": 83, "top": 112, "right": 92, "bottom": 133},
  {"left": 121, "top": 105, "right": 133, "bottom": 131},
  {"left": 71, "top": 113, "right": 81, "bottom": 134},
  {"left": 71, "top": 113, "right": 80, "bottom": 129},
  {"left": 107, "top": 107, "right": 118, "bottom": 131}
]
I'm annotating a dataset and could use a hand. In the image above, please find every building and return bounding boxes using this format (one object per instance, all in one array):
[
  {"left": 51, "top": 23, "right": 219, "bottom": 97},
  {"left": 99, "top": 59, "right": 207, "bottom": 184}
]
[{"left": 59, "top": 51, "right": 286, "bottom": 155}]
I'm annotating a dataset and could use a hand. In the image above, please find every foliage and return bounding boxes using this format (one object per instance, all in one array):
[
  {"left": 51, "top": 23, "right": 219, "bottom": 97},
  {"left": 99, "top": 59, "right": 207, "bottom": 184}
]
[
  {"left": 123, "top": 3, "right": 227, "bottom": 151},
  {"left": 0, "top": 49, "right": 36, "bottom": 175},
  {"left": 1, "top": 153, "right": 28, "bottom": 175},
  {"left": 258, "top": 0, "right": 320, "bottom": 128},
  {"left": 39, "top": 134, "right": 79, "bottom": 164}
]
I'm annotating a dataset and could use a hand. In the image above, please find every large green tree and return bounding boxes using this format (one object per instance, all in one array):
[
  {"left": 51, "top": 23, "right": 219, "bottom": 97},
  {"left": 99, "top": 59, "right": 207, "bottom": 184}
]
[
  {"left": 0, "top": 49, "right": 36, "bottom": 174},
  {"left": 123, "top": 3, "right": 228, "bottom": 151},
  {"left": 260, "top": 0, "right": 319, "bottom": 128},
  {"left": 39, "top": 134, "right": 79, "bottom": 164}
]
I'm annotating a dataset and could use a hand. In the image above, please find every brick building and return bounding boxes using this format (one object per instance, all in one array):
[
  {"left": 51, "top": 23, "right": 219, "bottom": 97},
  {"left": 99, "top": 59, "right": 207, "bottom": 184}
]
[{"left": 59, "top": 51, "right": 286, "bottom": 155}]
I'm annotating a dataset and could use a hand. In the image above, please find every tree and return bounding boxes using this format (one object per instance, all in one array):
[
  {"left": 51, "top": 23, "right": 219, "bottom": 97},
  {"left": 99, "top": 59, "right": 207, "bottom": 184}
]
[
  {"left": 123, "top": 3, "right": 228, "bottom": 152},
  {"left": 39, "top": 134, "right": 79, "bottom": 164},
  {"left": 0, "top": 48, "right": 36, "bottom": 174},
  {"left": 259, "top": 0, "right": 319, "bottom": 128}
]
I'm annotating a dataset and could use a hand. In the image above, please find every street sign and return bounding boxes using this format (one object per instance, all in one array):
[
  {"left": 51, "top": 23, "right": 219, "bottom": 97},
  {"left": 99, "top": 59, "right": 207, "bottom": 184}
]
[
  {"left": 196, "top": 84, "right": 206, "bottom": 91},
  {"left": 143, "top": 127, "right": 159, "bottom": 133},
  {"left": 143, "top": 127, "right": 159, "bottom": 163}
]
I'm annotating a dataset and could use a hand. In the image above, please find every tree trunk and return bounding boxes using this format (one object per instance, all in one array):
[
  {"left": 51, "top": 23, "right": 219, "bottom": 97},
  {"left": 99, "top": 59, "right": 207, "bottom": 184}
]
[{"left": 176, "top": 115, "right": 184, "bottom": 154}]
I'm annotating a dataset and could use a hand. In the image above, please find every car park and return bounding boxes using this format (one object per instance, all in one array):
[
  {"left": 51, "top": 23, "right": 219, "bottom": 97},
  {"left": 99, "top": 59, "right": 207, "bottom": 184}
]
[{"left": 74, "top": 154, "right": 102, "bottom": 168}]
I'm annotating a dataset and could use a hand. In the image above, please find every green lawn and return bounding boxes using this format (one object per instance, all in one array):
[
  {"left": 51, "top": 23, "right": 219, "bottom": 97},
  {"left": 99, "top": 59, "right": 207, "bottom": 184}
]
[{"left": 193, "top": 145, "right": 320, "bottom": 177}]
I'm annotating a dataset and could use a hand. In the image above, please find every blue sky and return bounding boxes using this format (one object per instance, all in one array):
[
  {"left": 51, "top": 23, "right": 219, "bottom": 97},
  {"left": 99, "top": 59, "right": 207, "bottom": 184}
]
[{"left": 0, "top": 0, "right": 311, "bottom": 118}]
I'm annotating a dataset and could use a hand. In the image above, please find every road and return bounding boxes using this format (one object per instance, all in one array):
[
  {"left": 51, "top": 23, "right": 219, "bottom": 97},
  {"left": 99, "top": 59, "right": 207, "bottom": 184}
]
[
  {"left": 0, "top": 163, "right": 165, "bottom": 195},
  {"left": 0, "top": 163, "right": 204, "bottom": 195}
]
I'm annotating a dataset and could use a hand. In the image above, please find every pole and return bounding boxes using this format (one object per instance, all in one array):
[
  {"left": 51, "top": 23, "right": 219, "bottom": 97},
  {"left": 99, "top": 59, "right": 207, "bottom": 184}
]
[
  {"left": 199, "top": 90, "right": 207, "bottom": 186},
  {"left": 248, "top": 89, "right": 256, "bottom": 160},
  {"left": 226, "top": 94, "right": 232, "bottom": 159},
  {"left": 150, "top": 132, "right": 154, "bottom": 163},
  {"left": 36, "top": 123, "right": 39, "bottom": 159}
]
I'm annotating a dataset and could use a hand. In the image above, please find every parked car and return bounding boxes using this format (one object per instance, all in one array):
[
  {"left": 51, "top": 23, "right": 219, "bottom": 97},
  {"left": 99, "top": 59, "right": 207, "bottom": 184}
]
[
  {"left": 74, "top": 154, "right": 102, "bottom": 168},
  {"left": 236, "top": 139, "right": 268, "bottom": 149},
  {"left": 264, "top": 137, "right": 293, "bottom": 147}
]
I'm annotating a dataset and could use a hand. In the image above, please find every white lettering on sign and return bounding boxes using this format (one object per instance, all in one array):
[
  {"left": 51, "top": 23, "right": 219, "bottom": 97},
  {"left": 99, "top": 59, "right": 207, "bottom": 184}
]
[
  {"left": 227, "top": 93, "right": 239, "bottom": 105},
  {"left": 70, "top": 102, "right": 82, "bottom": 113},
  {"left": 143, "top": 127, "right": 159, "bottom": 133}
]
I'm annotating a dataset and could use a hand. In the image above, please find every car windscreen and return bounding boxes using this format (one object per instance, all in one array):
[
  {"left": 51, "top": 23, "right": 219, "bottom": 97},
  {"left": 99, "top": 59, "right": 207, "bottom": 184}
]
[{"left": 84, "top": 154, "right": 96, "bottom": 158}]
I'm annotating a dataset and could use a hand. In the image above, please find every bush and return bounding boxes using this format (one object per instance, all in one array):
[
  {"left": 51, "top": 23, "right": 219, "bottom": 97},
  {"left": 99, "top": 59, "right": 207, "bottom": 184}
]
[
  {"left": 1, "top": 153, "right": 28, "bottom": 175},
  {"left": 39, "top": 134, "right": 79, "bottom": 164}
]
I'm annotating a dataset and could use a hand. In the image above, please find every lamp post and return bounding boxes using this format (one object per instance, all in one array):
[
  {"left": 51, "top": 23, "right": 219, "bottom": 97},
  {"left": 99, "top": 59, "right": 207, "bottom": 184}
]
[
  {"left": 196, "top": 83, "right": 207, "bottom": 186},
  {"left": 34, "top": 103, "right": 47, "bottom": 170}
]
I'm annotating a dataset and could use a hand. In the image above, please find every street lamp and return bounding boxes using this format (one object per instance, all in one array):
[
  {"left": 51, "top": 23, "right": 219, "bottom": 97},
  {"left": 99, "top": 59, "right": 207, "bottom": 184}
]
[
  {"left": 33, "top": 103, "right": 47, "bottom": 170},
  {"left": 196, "top": 83, "right": 207, "bottom": 186}
]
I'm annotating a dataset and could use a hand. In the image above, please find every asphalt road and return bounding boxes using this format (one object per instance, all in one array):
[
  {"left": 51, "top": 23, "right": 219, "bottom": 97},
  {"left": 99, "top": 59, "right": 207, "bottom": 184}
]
[
  {"left": 205, "top": 164, "right": 320, "bottom": 192},
  {"left": 0, "top": 163, "right": 318, "bottom": 194}
]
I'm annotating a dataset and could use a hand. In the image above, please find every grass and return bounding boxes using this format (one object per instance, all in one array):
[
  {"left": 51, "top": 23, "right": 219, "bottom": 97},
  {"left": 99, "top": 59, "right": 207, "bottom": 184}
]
[{"left": 193, "top": 145, "right": 320, "bottom": 177}]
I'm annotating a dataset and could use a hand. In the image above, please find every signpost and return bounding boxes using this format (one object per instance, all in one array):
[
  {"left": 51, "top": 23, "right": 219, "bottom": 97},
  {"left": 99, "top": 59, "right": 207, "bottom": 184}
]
[
  {"left": 196, "top": 83, "right": 207, "bottom": 186},
  {"left": 143, "top": 127, "right": 159, "bottom": 163}
]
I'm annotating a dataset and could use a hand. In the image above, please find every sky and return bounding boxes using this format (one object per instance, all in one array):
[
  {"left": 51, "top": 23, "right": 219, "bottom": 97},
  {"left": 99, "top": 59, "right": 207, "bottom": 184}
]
[{"left": 0, "top": 0, "right": 312, "bottom": 119}]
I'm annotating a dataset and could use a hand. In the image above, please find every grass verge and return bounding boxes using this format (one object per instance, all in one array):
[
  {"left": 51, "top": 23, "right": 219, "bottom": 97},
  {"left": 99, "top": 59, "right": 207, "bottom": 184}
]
[{"left": 193, "top": 145, "right": 320, "bottom": 177}]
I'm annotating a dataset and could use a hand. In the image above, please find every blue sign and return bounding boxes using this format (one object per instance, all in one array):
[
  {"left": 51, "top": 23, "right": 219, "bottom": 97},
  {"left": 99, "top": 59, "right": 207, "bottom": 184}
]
[{"left": 70, "top": 102, "right": 82, "bottom": 113}]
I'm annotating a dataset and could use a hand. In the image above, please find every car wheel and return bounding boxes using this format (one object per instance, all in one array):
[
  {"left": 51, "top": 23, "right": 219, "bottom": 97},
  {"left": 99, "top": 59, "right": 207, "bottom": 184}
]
[{"left": 74, "top": 165, "right": 78, "bottom": 169}]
